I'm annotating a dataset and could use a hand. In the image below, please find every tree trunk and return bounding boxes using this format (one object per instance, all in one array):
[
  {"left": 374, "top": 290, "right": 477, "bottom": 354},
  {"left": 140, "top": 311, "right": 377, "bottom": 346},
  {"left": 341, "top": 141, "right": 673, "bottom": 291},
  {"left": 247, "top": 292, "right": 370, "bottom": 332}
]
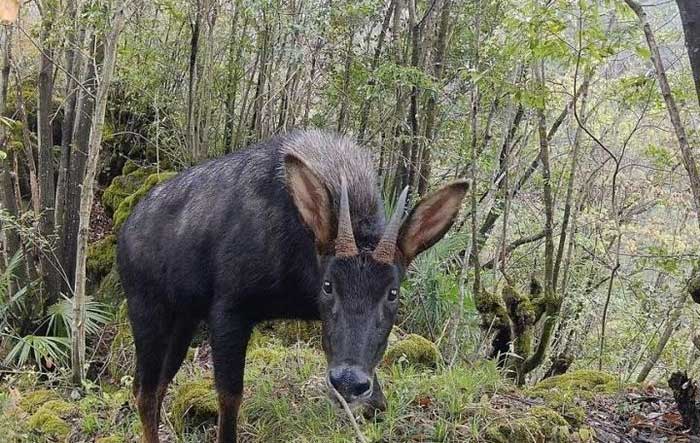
[
  {"left": 625, "top": 0, "right": 700, "bottom": 227},
  {"left": 521, "top": 61, "right": 557, "bottom": 380},
  {"left": 418, "top": 0, "right": 451, "bottom": 195},
  {"left": 55, "top": 0, "right": 81, "bottom": 260},
  {"left": 336, "top": 30, "right": 354, "bottom": 133},
  {"left": 71, "top": 2, "right": 126, "bottom": 383},
  {"left": 676, "top": 0, "right": 700, "bottom": 107},
  {"left": 668, "top": 372, "right": 700, "bottom": 436},
  {"left": 0, "top": 27, "right": 25, "bottom": 286},
  {"left": 62, "top": 39, "right": 98, "bottom": 296},
  {"left": 637, "top": 293, "right": 688, "bottom": 383},
  {"left": 358, "top": 0, "right": 394, "bottom": 143}
]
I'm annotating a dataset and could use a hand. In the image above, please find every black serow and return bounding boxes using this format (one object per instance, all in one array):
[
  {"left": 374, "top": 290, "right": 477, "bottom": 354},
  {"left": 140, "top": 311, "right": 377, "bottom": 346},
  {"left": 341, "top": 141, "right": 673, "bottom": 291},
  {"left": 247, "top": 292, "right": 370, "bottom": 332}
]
[{"left": 118, "top": 130, "right": 468, "bottom": 443}]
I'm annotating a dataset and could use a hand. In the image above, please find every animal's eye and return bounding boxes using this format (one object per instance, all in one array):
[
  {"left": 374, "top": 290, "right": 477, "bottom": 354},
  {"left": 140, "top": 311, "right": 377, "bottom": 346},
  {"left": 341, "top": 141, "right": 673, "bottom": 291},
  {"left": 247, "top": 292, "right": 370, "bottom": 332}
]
[
  {"left": 322, "top": 280, "right": 333, "bottom": 294},
  {"left": 388, "top": 288, "right": 398, "bottom": 301}
]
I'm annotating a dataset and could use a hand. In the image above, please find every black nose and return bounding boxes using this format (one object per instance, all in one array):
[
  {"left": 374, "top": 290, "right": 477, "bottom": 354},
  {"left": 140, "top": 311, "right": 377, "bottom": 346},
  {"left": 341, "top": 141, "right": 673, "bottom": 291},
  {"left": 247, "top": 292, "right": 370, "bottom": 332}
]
[{"left": 329, "top": 366, "right": 372, "bottom": 400}]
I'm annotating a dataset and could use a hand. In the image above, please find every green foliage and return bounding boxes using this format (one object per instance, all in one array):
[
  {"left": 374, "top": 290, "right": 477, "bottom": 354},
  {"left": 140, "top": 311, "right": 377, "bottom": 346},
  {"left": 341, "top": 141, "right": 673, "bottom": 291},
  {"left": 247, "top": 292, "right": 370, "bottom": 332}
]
[
  {"left": 4, "top": 334, "right": 70, "bottom": 368},
  {"left": 46, "top": 296, "right": 112, "bottom": 338}
]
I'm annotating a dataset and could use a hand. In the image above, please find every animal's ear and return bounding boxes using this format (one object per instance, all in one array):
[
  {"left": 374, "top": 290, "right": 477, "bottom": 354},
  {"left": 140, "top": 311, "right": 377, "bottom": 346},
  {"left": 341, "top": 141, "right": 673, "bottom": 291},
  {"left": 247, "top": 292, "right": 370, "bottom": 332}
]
[
  {"left": 284, "top": 154, "right": 334, "bottom": 253},
  {"left": 398, "top": 180, "right": 469, "bottom": 265}
]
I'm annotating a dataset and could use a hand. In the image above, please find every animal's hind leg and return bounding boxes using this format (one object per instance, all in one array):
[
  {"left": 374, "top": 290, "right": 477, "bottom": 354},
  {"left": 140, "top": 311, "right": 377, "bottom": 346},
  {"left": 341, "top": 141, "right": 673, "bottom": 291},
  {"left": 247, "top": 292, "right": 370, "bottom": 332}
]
[{"left": 130, "top": 303, "right": 169, "bottom": 443}]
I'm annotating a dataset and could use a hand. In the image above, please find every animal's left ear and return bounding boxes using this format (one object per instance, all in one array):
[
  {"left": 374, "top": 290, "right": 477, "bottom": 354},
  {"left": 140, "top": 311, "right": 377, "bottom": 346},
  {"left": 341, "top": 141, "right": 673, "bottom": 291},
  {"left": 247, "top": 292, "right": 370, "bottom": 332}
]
[{"left": 398, "top": 180, "right": 469, "bottom": 265}]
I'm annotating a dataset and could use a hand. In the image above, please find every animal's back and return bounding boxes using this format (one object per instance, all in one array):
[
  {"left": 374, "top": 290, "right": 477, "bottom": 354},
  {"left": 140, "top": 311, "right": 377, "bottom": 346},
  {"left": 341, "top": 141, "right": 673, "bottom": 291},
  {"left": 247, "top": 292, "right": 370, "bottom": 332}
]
[{"left": 117, "top": 130, "right": 383, "bottom": 319}]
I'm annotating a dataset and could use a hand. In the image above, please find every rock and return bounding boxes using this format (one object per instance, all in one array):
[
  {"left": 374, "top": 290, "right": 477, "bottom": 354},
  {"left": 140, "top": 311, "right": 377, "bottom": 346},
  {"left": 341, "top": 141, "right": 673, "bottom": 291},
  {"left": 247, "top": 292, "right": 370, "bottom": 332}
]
[{"left": 384, "top": 333, "right": 440, "bottom": 368}]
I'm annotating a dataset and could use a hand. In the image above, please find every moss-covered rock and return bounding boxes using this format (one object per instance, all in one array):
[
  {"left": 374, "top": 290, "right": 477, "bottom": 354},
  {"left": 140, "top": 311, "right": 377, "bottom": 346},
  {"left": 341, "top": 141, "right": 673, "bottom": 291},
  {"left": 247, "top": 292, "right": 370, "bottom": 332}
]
[
  {"left": 102, "top": 165, "right": 155, "bottom": 216},
  {"left": 171, "top": 377, "right": 218, "bottom": 433},
  {"left": 19, "top": 389, "right": 61, "bottom": 414},
  {"left": 87, "top": 234, "right": 117, "bottom": 283},
  {"left": 384, "top": 333, "right": 440, "bottom": 369},
  {"left": 484, "top": 405, "right": 571, "bottom": 443},
  {"left": 113, "top": 171, "right": 176, "bottom": 230},
  {"left": 530, "top": 370, "right": 619, "bottom": 398},
  {"left": 27, "top": 400, "right": 77, "bottom": 440}
]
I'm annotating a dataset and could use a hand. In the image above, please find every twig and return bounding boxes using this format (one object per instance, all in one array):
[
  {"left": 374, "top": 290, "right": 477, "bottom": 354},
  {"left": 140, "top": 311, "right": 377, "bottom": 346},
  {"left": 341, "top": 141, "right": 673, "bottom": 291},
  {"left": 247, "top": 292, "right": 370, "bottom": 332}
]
[{"left": 329, "top": 385, "right": 369, "bottom": 443}]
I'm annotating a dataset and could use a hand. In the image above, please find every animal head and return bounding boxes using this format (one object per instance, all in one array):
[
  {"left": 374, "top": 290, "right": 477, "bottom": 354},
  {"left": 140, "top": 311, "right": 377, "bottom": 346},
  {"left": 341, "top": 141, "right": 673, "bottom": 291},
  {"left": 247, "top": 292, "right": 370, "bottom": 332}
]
[{"left": 285, "top": 153, "right": 468, "bottom": 405}]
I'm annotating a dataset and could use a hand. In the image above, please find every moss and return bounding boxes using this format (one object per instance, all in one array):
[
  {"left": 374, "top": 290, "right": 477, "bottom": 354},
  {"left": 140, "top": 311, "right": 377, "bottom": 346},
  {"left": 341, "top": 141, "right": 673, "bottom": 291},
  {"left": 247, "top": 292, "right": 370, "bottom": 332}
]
[
  {"left": 475, "top": 288, "right": 509, "bottom": 331},
  {"left": 19, "top": 390, "right": 61, "bottom": 414},
  {"left": 95, "top": 267, "right": 124, "bottom": 302},
  {"left": 171, "top": 377, "right": 218, "bottom": 434},
  {"left": 113, "top": 171, "right": 176, "bottom": 230},
  {"left": 384, "top": 333, "right": 440, "bottom": 369},
  {"left": 27, "top": 400, "right": 77, "bottom": 440},
  {"left": 96, "top": 436, "right": 123, "bottom": 443},
  {"left": 87, "top": 234, "right": 117, "bottom": 282},
  {"left": 101, "top": 166, "right": 155, "bottom": 215},
  {"left": 484, "top": 406, "right": 571, "bottom": 443},
  {"left": 572, "top": 426, "right": 596, "bottom": 442},
  {"left": 121, "top": 159, "right": 140, "bottom": 175},
  {"left": 527, "top": 370, "right": 620, "bottom": 427},
  {"left": 530, "top": 370, "right": 619, "bottom": 397},
  {"left": 258, "top": 320, "right": 322, "bottom": 346},
  {"left": 503, "top": 285, "right": 535, "bottom": 333}
]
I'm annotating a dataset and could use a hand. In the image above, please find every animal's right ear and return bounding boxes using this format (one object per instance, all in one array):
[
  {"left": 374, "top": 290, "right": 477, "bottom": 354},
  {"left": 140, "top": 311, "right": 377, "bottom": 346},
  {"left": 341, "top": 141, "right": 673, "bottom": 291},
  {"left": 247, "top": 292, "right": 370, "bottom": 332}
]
[{"left": 284, "top": 154, "right": 334, "bottom": 253}]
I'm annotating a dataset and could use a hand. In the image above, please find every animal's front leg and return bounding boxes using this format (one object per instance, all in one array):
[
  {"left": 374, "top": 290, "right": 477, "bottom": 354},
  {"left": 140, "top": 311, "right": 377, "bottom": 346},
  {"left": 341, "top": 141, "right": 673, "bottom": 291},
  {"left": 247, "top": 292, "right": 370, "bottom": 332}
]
[{"left": 209, "top": 312, "right": 252, "bottom": 443}]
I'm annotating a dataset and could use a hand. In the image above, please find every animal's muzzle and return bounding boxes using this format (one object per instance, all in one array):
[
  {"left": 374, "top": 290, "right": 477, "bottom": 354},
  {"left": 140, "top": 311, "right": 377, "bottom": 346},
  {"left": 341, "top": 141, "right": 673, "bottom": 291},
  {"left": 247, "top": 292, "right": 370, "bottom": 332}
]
[{"left": 327, "top": 365, "right": 373, "bottom": 402}]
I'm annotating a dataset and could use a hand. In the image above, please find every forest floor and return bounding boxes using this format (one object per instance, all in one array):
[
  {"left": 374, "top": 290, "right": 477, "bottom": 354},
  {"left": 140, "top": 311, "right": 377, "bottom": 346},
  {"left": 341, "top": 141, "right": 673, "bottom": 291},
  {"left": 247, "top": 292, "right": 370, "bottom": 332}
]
[{"left": 1, "top": 321, "right": 697, "bottom": 443}]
